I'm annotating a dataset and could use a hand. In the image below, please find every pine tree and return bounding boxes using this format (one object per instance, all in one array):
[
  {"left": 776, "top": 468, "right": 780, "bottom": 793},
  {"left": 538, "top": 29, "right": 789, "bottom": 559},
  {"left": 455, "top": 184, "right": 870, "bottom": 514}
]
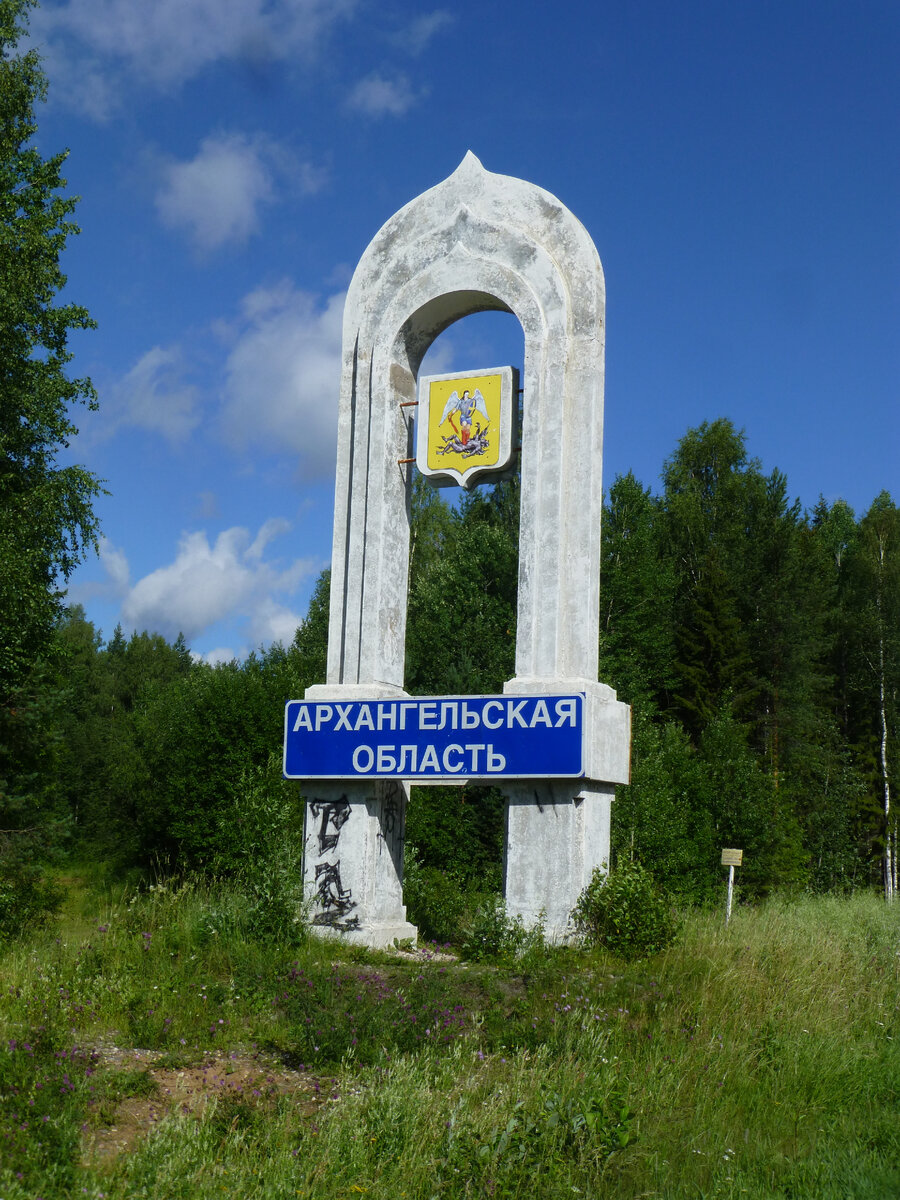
[
  {"left": 662, "top": 420, "right": 759, "bottom": 734},
  {"left": 599, "top": 471, "right": 677, "bottom": 709}
]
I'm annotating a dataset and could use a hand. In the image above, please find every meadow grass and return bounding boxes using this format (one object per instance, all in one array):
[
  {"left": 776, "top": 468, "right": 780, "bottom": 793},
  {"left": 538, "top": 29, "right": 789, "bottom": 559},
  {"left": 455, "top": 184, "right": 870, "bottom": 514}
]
[{"left": 1, "top": 878, "right": 898, "bottom": 1198}]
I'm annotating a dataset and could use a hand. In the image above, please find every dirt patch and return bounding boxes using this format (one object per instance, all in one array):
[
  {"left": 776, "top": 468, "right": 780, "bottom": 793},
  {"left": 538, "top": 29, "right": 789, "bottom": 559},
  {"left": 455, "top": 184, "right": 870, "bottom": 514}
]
[
  {"left": 83, "top": 1047, "right": 321, "bottom": 1164},
  {"left": 388, "top": 945, "right": 459, "bottom": 964}
]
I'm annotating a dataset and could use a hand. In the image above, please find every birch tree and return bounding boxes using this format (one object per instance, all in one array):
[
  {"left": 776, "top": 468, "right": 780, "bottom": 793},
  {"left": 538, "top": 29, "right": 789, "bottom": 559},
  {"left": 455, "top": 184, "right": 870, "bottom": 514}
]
[{"left": 850, "top": 493, "right": 900, "bottom": 899}]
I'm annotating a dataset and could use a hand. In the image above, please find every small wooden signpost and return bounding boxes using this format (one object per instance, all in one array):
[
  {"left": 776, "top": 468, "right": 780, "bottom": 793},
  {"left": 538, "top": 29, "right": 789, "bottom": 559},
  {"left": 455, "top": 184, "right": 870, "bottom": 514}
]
[{"left": 721, "top": 848, "right": 743, "bottom": 925}]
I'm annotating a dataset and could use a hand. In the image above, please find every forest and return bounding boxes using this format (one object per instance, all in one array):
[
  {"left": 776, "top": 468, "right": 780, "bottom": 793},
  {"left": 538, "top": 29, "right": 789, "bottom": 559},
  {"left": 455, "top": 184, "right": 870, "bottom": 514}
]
[{"left": 2, "top": 427, "right": 898, "bottom": 942}]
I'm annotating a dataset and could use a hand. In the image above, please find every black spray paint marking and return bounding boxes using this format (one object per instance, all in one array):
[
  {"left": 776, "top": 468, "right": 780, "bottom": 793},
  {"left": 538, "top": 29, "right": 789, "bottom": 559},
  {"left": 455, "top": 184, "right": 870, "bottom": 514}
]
[
  {"left": 312, "top": 860, "right": 359, "bottom": 931},
  {"left": 382, "top": 786, "right": 399, "bottom": 836},
  {"left": 310, "top": 796, "right": 351, "bottom": 854}
]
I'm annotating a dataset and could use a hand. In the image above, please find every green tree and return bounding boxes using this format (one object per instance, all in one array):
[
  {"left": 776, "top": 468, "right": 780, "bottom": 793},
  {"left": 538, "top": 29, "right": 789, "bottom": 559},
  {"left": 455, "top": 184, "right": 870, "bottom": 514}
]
[
  {"left": 811, "top": 497, "right": 858, "bottom": 740},
  {"left": 777, "top": 499, "right": 866, "bottom": 891},
  {"left": 843, "top": 493, "right": 900, "bottom": 898},
  {"left": 405, "top": 480, "right": 519, "bottom": 695},
  {"left": 599, "top": 472, "right": 677, "bottom": 710},
  {"left": 697, "top": 708, "right": 805, "bottom": 897},
  {"left": 0, "top": 0, "right": 101, "bottom": 704},
  {"left": 611, "top": 705, "right": 715, "bottom": 903},
  {"left": 658, "top": 420, "right": 845, "bottom": 889},
  {"left": 50, "top": 605, "right": 104, "bottom": 836},
  {"left": 404, "top": 479, "right": 519, "bottom": 885},
  {"left": 0, "top": 0, "right": 100, "bottom": 932},
  {"left": 133, "top": 641, "right": 315, "bottom": 870},
  {"left": 291, "top": 568, "right": 330, "bottom": 686},
  {"left": 407, "top": 474, "right": 454, "bottom": 589},
  {"left": 53, "top": 622, "right": 195, "bottom": 857},
  {"left": 662, "top": 420, "right": 761, "bottom": 734}
]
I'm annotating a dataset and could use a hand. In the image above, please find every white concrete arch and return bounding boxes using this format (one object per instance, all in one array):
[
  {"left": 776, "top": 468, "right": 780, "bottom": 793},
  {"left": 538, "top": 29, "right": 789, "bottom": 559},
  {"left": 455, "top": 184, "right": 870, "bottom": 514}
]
[
  {"left": 304, "top": 154, "right": 630, "bottom": 945},
  {"left": 328, "top": 151, "right": 609, "bottom": 693}
]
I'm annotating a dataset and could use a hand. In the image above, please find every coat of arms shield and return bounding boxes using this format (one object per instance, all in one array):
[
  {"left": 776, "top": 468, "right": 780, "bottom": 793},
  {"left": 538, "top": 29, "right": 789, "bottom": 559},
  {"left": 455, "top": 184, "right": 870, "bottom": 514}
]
[{"left": 415, "top": 366, "right": 518, "bottom": 488}]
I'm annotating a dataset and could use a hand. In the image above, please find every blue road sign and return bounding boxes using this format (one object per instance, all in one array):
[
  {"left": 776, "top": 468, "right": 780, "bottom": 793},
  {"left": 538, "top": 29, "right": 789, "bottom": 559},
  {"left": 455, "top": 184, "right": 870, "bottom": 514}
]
[{"left": 283, "top": 694, "right": 584, "bottom": 781}]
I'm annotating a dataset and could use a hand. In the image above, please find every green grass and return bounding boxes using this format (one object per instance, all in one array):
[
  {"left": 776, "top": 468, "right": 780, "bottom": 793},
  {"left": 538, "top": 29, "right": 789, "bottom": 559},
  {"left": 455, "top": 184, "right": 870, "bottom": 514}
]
[{"left": 1, "top": 877, "right": 898, "bottom": 1198}]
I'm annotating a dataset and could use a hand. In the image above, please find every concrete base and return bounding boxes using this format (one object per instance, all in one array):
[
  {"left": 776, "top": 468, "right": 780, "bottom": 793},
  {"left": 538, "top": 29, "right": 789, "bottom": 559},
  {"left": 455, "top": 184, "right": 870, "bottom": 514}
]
[
  {"left": 308, "top": 921, "right": 419, "bottom": 949},
  {"left": 302, "top": 778, "right": 417, "bottom": 946},
  {"left": 503, "top": 783, "right": 613, "bottom": 941}
]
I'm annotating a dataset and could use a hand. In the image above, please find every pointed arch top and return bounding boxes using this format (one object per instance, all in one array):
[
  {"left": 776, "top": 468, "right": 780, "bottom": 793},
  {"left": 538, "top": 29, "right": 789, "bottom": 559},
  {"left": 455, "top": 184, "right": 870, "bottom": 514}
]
[
  {"left": 327, "top": 153, "right": 609, "bottom": 693},
  {"left": 343, "top": 151, "right": 605, "bottom": 359}
]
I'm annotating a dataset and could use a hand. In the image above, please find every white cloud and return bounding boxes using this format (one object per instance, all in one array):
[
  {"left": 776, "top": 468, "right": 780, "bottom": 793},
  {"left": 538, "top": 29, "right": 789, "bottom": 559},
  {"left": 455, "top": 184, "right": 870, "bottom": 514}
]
[
  {"left": 395, "top": 11, "right": 453, "bottom": 56},
  {"left": 100, "top": 539, "right": 130, "bottom": 591},
  {"left": 92, "top": 279, "right": 342, "bottom": 466},
  {"left": 202, "top": 647, "right": 239, "bottom": 667},
  {"left": 31, "top": 0, "right": 356, "bottom": 114},
  {"left": 99, "top": 346, "right": 201, "bottom": 445},
  {"left": 346, "top": 73, "right": 417, "bottom": 118},
  {"left": 246, "top": 516, "right": 292, "bottom": 562},
  {"left": 156, "top": 134, "right": 274, "bottom": 251},
  {"left": 120, "top": 521, "right": 316, "bottom": 645},
  {"left": 219, "top": 281, "right": 345, "bottom": 478},
  {"left": 66, "top": 537, "right": 131, "bottom": 605},
  {"left": 248, "top": 597, "right": 307, "bottom": 646},
  {"left": 154, "top": 133, "right": 325, "bottom": 253}
]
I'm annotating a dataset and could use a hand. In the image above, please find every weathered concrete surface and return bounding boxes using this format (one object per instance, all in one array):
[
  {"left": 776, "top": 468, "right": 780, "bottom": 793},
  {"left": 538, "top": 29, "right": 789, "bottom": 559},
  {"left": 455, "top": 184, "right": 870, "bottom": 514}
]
[
  {"left": 300, "top": 779, "right": 417, "bottom": 948},
  {"left": 302, "top": 685, "right": 417, "bottom": 946},
  {"left": 300, "top": 153, "right": 631, "bottom": 942},
  {"left": 328, "top": 151, "right": 610, "bottom": 690},
  {"left": 502, "top": 678, "right": 629, "bottom": 939},
  {"left": 504, "top": 784, "right": 614, "bottom": 938}
]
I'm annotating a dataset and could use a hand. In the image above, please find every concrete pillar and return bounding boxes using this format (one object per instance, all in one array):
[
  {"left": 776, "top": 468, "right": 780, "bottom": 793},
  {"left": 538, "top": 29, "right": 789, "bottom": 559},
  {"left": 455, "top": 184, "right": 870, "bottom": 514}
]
[
  {"left": 501, "top": 678, "right": 629, "bottom": 938},
  {"left": 504, "top": 784, "right": 613, "bottom": 939},
  {"left": 301, "top": 683, "right": 417, "bottom": 945},
  {"left": 302, "top": 778, "right": 416, "bottom": 947}
]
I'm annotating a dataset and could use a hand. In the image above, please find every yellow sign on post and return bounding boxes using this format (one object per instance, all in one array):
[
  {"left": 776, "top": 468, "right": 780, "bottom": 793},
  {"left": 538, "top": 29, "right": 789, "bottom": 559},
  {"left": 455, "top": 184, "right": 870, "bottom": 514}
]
[
  {"left": 416, "top": 366, "right": 517, "bottom": 488},
  {"left": 721, "top": 848, "right": 743, "bottom": 925}
]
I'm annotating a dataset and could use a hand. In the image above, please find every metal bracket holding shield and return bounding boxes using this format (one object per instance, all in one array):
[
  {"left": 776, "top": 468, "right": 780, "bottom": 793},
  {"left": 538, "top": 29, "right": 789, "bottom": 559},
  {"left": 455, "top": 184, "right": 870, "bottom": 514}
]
[{"left": 415, "top": 366, "right": 518, "bottom": 489}]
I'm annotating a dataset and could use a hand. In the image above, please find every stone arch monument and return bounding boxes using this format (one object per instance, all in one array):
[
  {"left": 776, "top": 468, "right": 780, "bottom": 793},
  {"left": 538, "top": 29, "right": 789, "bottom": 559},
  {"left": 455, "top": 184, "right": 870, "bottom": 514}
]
[{"left": 290, "top": 152, "right": 630, "bottom": 945}]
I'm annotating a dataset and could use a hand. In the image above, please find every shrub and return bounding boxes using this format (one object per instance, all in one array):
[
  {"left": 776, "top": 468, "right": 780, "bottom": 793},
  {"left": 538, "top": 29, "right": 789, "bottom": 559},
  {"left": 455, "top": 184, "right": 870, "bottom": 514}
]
[
  {"left": 403, "top": 848, "right": 468, "bottom": 944},
  {"left": 461, "top": 896, "right": 542, "bottom": 964},
  {"left": 403, "top": 844, "right": 503, "bottom": 946},
  {"left": 212, "top": 753, "right": 307, "bottom": 945},
  {"left": 571, "top": 861, "right": 680, "bottom": 960},
  {"left": 0, "top": 855, "right": 62, "bottom": 943}
]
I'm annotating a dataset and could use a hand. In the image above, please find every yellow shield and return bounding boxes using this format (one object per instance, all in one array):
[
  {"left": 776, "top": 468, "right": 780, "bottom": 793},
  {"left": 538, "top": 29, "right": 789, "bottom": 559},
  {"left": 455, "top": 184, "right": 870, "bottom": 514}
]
[{"left": 416, "top": 367, "right": 517, "bottom": 488}]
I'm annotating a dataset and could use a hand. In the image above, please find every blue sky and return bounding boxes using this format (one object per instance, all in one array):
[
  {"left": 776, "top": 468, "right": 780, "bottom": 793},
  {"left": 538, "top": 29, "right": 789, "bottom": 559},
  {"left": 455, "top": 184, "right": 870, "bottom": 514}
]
[{"left": 28, "top": 0, "right": 899, "bottom": 662}]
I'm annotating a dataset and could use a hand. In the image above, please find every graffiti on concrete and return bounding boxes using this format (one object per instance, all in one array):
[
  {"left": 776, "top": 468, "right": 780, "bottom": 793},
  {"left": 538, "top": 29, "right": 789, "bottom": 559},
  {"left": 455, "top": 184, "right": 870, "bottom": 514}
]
[
  {"left": 312, "top": 859, "right": 359, "bottom": 931},
  {"left": 307, "top": 794, "right": 357, "bottom": 930},
  {"left": 377, "top": 780, "right": 404, "bottom": 866},
  {"left": 309, "top": 796, "right": 351, "bottom": 854},
  {"left": 382, "top": 785, "right": 399, "bottom": 837}
]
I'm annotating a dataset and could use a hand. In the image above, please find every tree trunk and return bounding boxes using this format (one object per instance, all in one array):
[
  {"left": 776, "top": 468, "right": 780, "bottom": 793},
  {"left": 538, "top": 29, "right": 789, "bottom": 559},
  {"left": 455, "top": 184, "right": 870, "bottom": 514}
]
[
  {"left": 876, "top": 538, "right": 893, "bottom": 902},
  {"left": 880, "top": 639, "right": 893, "bottom": 901}
]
